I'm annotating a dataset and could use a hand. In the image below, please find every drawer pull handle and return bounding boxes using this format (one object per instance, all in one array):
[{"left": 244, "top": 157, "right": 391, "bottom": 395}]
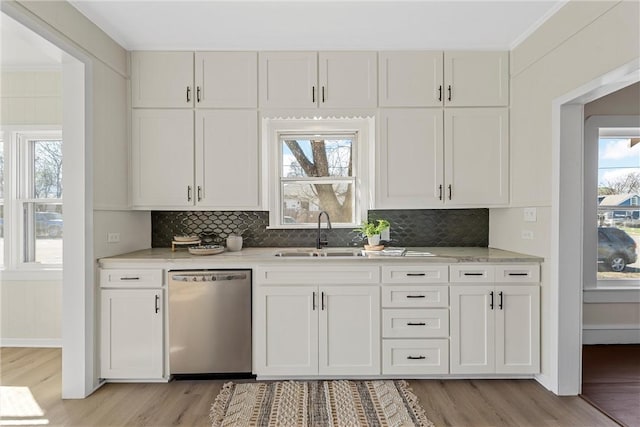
[
  {"left": 120, "top": 277, "right": 140, "bottom": 281},
  {"left": 407, "top": 322, "right": 426, "bottom": 326},
  {"left": 406, "top": 273, "right": 426, "bottom": 277},
  {"left": 407, "top": 355, "right": 426, "bottom": 360},
  {"left": 406, "top": 295, "right": 426, "bottom": 299},
  {"left": 154, "top": 295, "right": 160, "bottom": 313},
  {"left": 463, "top": 272, "right": 484, "bottom": 276},
  {"left": 508, "top": 273, "right": 529, "bottom": 276}
]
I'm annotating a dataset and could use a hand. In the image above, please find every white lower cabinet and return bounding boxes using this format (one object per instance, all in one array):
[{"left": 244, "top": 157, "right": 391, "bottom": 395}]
[
  {"left": 100, "top": 289, "right": 164, "bottom": 379},
  {"left": 382, "top": 339, "right": 449, "bottom": 375},
  {"left": 450, "top": 284, "right": 540, "bottom": 374},
  {"left": 255, "top": 285, "right": 380, "bottom": 376}
]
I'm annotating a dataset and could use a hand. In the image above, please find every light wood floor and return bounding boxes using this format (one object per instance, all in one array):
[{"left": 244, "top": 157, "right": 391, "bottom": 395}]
[{"left": 1, "top": 348, "right": 617, "bottom": 427}]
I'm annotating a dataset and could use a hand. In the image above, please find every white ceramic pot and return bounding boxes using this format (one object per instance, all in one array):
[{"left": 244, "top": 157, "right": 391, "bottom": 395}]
[
  {"left": 226, "top": 235, "right": 243, "bottom": 252},
  {"left": 367, "top": 234, "right": 381, "bottom": 246}
]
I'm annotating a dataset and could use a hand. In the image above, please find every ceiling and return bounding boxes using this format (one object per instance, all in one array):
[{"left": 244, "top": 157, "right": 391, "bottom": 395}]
[
  {"left": 1, "top": 12, "right": 63, "bottom": 68},
  {"left": 69, "top": 0, "right": 567, "bottom": 51}
]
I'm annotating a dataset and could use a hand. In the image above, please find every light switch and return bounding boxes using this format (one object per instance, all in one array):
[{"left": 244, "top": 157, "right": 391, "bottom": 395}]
[{"left": 524, "top": 208, "right": 537, "bottom": 222}]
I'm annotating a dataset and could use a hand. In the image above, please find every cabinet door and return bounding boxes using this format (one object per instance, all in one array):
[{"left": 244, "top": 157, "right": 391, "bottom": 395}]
[
  {"left": 100, "top": 289, "right": 163, "bottom": 379},
  {"left": 319, "top": 51, "right": 377, "bottom": 108},
  {"left": 195, "top": 110, "right": 259, "bottom": 209},
  {"left": 444, "top": 108, "right": 508, "bottom": 206},
  {"left": 259, "top": 52, "right": 317, "bottom": 108},
  {"left": 254, "top": 286, "right": 318, "bottom": 376},
  {"left": 131, "top": 109, "right": 194, "bottom": 208},
  {"left": 377, "top": 109, "right": 443, "bottom": 208},
  {"left": 319, "top": 286, "right": 380, "bottom": 375},
  {"left": 495, "top": 285, "right": 540, "bottom": 374},
  {"left": 444, "top": 51, "right": 508, "bottom": 107},
  {"left": 195, "top": 52, "right": 257, "bottom": 108},
  {"left": 131, "top": 51, "right": 194, "bottom": 108},
  {"left": 379, "top": 51, "right": 443, "bottom": 107},
  {"left": 450, "top": 285, "right": 495, "bottom": 374}
]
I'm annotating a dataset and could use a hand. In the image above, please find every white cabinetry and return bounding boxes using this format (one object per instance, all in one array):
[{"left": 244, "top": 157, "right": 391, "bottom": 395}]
[
  {"left": 449, "top": 265, "right": 540, "bottom": 375},
  {"left": 254, "top": 266, "right": 380, "bottom": 377},
  {"left": 131, "top": 51, "right": 194, "bottom": 108},
  {"left": 195, "top": 52, "right": 257, "bottom": 108},
  {"left": 259, "top": 51, "right": 377, "bottom": 108},
  {"left": 378, "top": 107, "right": 508, "bottom": 208},
  {"left": 381, "top": 265, "right": 450, "bottom": 375},
  {"left": 100, "top": 269, "right": 164, "bottom": 380},
  {"left": 379, "top": 51, "right": 508, "bottom": 107}
]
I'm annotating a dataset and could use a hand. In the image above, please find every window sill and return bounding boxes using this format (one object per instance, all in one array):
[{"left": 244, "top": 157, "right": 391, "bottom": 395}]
[
  {"left": 583, "top": 287, "right": 640, "bottom": 303},
  {"left": 0, "top": 268, "right": 63, "bottom": 282}
]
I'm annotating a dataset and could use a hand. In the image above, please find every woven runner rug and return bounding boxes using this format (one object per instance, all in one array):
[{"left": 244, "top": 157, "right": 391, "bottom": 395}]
[{"left": 210, "top": 380, "right": 435, "bottom": 427}]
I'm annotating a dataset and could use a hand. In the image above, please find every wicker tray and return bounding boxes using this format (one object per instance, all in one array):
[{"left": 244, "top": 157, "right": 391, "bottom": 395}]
[{"left": 188, "top": 245, "right": 225, "bottom": 256}]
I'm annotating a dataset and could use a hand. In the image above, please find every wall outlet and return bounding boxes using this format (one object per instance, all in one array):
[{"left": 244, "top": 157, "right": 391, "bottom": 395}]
[
  {"left": 107, "top": 232, "right": 120, "bottom": 243},
  {"left": 381, "top": 227, "right": 390, "bottom": 241},
  {"left": 523, "top": 207, "right": 537, "bottom": 222},
  {"left": 521, "top": 230, "right": 534, "bottom": 240}
]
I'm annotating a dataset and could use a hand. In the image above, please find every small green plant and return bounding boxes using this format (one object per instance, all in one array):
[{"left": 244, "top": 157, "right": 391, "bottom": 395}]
[{"left": 354, "top": 219, "right": 390, "bottom": 237}]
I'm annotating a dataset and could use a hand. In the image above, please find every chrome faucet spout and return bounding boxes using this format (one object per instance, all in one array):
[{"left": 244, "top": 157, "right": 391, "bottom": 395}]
[{"left": 316, "top": 211, "right": 332, "bottom": 249}]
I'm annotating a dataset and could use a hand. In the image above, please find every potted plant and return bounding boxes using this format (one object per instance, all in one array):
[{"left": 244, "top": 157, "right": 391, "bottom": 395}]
[{"left": 354, "top": 219, "right": 390, "bottom": 247}]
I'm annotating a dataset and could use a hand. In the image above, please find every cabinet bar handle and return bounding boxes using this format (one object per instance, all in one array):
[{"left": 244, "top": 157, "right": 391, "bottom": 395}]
[
  {"left": 490, "top": 291, "right": 494, "bottom": 310},
  {"left": 312, "top": 86, "right": 315, "bottom": 102},
  {"left": 196, "top": 86, "right": 201, "bottom": 103},
  {"left": 312, "top": 292, "right": 316, "bottom": 311},
  {"left": 407, "top": 322, "right": 426, "bottom": 326},
  {"left": 120, "top": 277, "right": 140, "bottom": 281},
  {"left": 438, "top": 184, "right": 443, "bottom": 200},
  {"left": 186, "top": 86, "right": 191, "bottom": 102},
  {"left": 499, "top": 291, "right": 503, "bottom": 310},
  {"left": 406, "top": 295, "right": 426, "bottom": 299},
  {"left": 407, "top": 355, "right": 426, "bottom": 360},
  {"left": 464, "top": 272, "right": 484, "bottom": 276},
  {"left": 448, "top": 184, "right": 452, "bottom": 200},
  {"left": 438, "top": 85, "right": 442, "bottom": 101},
  {"left": 447, "top": 85, "right": 452, "bottom": 101},
  {"left": 155, "top": 295, "right": 160, "bottom": 314},
  {"left": 406, "top": 273, "right": 426, "bottom": 277},
  {"left": 321, "top": 291, "right": 325, "bottom": 310},
  {"left": 197, "top": 186, "right": 202, "bottom": 201},
  {"left": 508, "top": 273, "right": 529, "bottom": 276},
  {"left": 187, "top": 186, "right": 192, "bottom": 201},
  {"left": 322, "top": 86, "right": 325, "bottom": 103}
]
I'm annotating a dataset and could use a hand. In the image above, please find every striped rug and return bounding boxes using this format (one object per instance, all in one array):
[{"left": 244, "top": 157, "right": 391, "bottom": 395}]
[{"left": 210, "top": 380, "right": 434, "bottom": 427}]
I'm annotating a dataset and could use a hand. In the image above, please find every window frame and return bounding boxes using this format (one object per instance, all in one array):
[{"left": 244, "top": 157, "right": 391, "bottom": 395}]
[
  {"left": 0, "top": 126, "right": 63, "bottom": 274},
  {"left": 262, "top": 116, "right": 374, "bottom": 229}
]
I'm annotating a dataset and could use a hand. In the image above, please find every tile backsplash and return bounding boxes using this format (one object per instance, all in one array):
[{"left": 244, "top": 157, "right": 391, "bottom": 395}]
[{"left": 151, "top": 209, "right": 488, "bottom": 248}]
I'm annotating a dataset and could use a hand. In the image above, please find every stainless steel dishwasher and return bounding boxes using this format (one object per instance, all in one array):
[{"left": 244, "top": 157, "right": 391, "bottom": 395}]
[{"left": 168, "top": 270, "right": 251, "bottom": 376}]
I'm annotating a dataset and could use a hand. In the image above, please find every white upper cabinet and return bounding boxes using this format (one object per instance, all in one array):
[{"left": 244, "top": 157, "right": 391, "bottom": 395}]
[
  {"left": 444, "top": 108, "right": 509, "bottom": 206},
  {"left": 377, "top": 109, "right": 443, "bottom": 208},
  {"left": 259, "top": 51, "right": 377, "bottom": 108},
  {"left": 131, "top": 109, "right": 194, "bottom": 208},
  {"left": 131, "top": 51, "right": 194, "bottom": 108},
  {"left": 318, "top": 51, "right": 377, "bottom": 108},
  {"left": 379, "top": 51, "right": 443, "bottom": 107},
  {"left": 444, "top": 51, "right": 509, "bottom": 107},
  {"left": 195, "top": 52, "right": 257, "bottom": 108},
  {"left": 259, "top": 52, "right": 318, "bottom": 108},
  {"left": 195, "top": 110, "right": 259, "bottom": 209}
]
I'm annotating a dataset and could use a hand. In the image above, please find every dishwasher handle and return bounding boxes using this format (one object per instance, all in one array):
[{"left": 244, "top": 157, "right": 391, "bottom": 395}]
[{"left": 171, "top": 272, "right": 248, "bottom": 282}]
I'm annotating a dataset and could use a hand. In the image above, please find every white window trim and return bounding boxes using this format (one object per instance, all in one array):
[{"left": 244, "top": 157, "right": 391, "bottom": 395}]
[
  {"left": 262, "top": 115, "right": 374, "bottom": 229},
  {"left": 0, "top": 125, "right": 63, "bottom": 274},
  {"left": 583, "top": 115, "right": 640, "bottom": 294}
]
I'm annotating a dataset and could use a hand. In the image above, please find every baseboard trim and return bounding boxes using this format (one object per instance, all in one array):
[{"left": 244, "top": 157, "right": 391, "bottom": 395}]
[
  {"left": 583, "top": 325, "right": 640, "bottom": 344},
  {"left": 0, "top": 338, "right": 62, "bottom": 347}
]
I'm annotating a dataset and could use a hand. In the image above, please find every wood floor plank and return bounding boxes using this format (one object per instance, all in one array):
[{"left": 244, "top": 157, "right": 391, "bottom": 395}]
[{"left": 0, "top": 348, "right": 619, "bottom": 426}]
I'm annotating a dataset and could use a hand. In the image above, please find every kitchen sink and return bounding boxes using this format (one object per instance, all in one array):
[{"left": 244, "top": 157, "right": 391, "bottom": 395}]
[{"left": 274, "top": 249, "right": 364, "bottom": 257}]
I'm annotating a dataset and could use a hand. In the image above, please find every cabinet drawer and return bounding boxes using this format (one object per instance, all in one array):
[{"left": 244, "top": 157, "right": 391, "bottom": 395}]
[
  {"left": 382, "top": 285, "right": 448, "bottom": 308},
  {"left": 255, "top": 266, "right": 380, "bottom": 285},
  {"left": 382, "top": 265, "right": 448, "bottom": 283},
  {"left": 495, "top": 264, "right": 540, "bottom": 282},
  {"left": 382, "top": 339, "right": 449, "bottom": 375},
  {"left": 449, "top": 265, "right": 494, "bottom": 282},
  {"left": 382, "top": 309, "right": 449, "bottom": 338},
  {"left": 100, "top": 269, "right": 163, "bottom": 288}
]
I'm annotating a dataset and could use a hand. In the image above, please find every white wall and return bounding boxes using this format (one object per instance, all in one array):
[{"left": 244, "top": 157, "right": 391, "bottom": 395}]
[
  {"left": 489, "top": 0, "right": 640, "bottom": 392},
  {"left": 1, "top": 70, "right": 62, "bottom": 124}
]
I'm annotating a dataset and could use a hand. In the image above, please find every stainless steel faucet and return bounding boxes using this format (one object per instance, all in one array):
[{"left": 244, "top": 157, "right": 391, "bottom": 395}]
[{"left": 316, "top": 211, "right": 332, "bottom": 249}]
